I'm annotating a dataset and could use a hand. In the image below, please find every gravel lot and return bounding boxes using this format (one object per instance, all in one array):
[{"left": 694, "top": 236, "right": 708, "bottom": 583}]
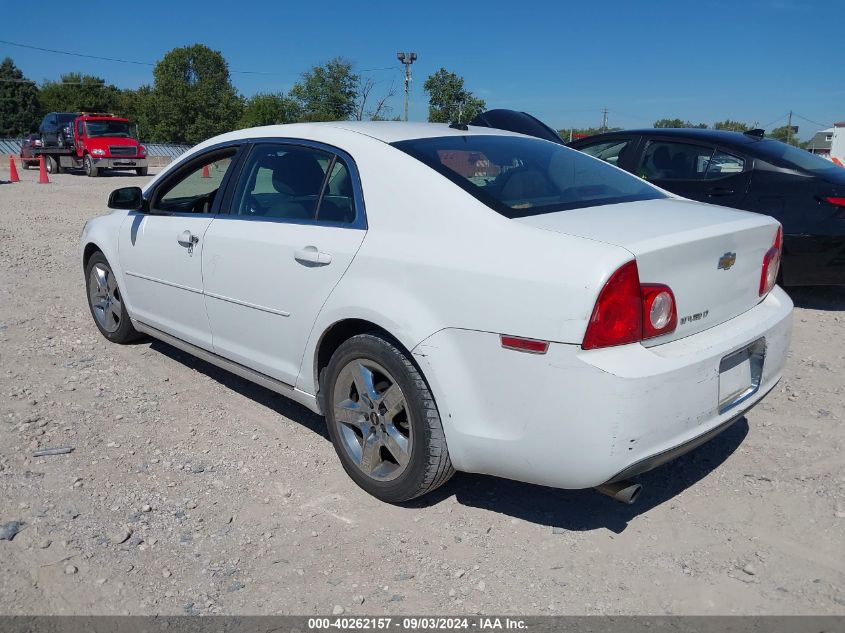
[{"left": 0, "top": 166, "right": 843, "bottom": 616}]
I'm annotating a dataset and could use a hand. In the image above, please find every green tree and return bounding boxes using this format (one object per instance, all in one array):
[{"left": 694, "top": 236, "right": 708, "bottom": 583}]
[
  {"left": 423, "top": 68, "right": 485, "bottom": 124},
  {"left": 0, "top": 58, "right": 40, "bottom": 136},
  {"left": 38, "top": 72, "right": 120, "bottom": 115},
  {"left": 653, "top": 118, "right": 708, "bottom": 128},
  {"left": 713, "top": 119, "right": 751, "bottom": 132},
  {"left": 147, "top": 44, "right": 243, "bottom": 144},
  {"left": 768, "top": 124, "right": 800, "bottom": 146},
  {"left": 240, "top": 92, "right": 301, "bottom": 128},
  {"left": 290, "top": 58, "right": 359, "bottom": 122},
  {"left": 114, "top": 86, "right": 154, "bottom": 139}
]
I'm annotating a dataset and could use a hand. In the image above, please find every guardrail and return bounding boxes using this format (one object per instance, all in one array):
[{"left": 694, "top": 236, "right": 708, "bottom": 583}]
[{"left": 0, "top": 139, "right": 191, "bottom": 159}]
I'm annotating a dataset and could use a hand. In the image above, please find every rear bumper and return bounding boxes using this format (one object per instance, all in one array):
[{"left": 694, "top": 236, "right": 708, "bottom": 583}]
[
  {"left": 412, "top": 286, "right": 793, "bottom": 490},
  {"left": 92, "top": 157, "right": 147, "bottom": 169}
]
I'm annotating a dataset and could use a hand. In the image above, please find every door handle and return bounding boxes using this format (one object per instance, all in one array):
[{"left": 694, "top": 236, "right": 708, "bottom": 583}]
[
  {"left": 177, "top": 230, "right": 199, "bottom": 248},
  {"left": 707, "top": 187, "right": 735, "bottom": 197},
  {"left": 294, "top": 245, "right": 332, "bottom": 266}
]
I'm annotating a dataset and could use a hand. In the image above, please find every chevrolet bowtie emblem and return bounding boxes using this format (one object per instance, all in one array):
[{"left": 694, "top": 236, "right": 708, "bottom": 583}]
[{"left": 718, "top": 252, "right": 737, "bottom": 270}]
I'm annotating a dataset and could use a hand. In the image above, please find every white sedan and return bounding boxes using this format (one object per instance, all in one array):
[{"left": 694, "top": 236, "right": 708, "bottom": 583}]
[{"left": 80, "top": 122, "right": 792, "bottom": 503}]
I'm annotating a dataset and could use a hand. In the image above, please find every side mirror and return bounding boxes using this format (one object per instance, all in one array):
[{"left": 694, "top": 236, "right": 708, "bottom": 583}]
[{"left": 108, "top": 186, "right": 146, "bottom": 211}]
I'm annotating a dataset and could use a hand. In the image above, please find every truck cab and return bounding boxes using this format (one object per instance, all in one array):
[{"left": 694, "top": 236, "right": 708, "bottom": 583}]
[{"left": 69, "top": 113, "right": 148, "bottom": 177}]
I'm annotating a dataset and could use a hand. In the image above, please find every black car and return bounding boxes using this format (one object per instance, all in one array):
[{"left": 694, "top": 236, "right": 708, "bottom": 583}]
[
  {"left": 471, "top": 111, "right": 845, "bottom": 286},
  {"left": 38, "top": 112, "right": 79, "bottom": 148}
]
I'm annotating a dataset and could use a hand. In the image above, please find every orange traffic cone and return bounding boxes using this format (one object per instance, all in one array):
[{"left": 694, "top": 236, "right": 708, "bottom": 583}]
[
  {"left": 38, "top": 155, "right": 50, "bottom": 184},
  {"left": 9, "top": 156, "right": 20, "bottom": 182},
  {"left": 201, "top": 164, "right": 211, "bottom": 178}
]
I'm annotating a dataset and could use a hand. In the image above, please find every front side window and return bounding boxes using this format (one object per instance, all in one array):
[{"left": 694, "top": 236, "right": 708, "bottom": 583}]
[
  {"left": 578, "top": 139, "right": 633, "bottom": 167},
  {"left": 153, "top": 150, "right": 236, "bottom": 214},
  {"left": 639, "top": 141, "right": 715, "bottom": 181},
  {"left": 231, "top": 143, "right": 356, "bottom": 224},
  {"left": 393, "top": 135, "right": 665, "bottom": 218}
]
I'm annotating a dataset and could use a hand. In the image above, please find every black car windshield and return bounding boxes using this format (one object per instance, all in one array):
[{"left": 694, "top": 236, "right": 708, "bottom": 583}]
[
  {"left": 84, "top": 120, "right": 133, "bottom": 138},
  {"left": 752, "top": 139, "right": 841, "bottom": 176},
  {"left": 392, "top": 135, "right": 665, "bottom": 218}
]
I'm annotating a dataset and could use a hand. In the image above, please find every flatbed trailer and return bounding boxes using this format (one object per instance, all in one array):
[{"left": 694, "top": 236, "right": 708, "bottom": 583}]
[{"left": 31, "top": 146, "right": 147, "bottom": 176}]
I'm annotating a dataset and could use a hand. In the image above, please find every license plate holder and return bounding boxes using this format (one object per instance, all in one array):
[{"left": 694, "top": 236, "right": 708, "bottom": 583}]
[{"left": 718, "top": 339, "right": 765, "bottom": 414}]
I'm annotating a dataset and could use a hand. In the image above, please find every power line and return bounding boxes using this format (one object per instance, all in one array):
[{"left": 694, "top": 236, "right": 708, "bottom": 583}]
[
  {"left": 759, "top": 113, "right": 788, "bottom": 129},
  {"left": 0, "top": 38, "right": 274, "bottom": 75},
  {"left": 792, "top": 111, "right": 831, "bottom": 129}
]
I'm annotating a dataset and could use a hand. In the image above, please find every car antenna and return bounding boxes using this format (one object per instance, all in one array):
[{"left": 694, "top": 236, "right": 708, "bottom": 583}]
[{"left": 743, "top": 128, "right": 765, "bottom": 139}]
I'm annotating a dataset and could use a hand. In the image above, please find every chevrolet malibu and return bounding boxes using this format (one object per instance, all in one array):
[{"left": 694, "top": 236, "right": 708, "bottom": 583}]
[{"left": 80, "top": 122, "right": 793, "bottom": 504}]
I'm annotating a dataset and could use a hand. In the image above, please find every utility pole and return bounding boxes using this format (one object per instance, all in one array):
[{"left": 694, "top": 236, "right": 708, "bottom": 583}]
[
  {"left": 396, "top": 52, "right": 417, "bottom": 122},
  {"left": 601, "top": 108, "right": 609, "bottom": 132},
  {"left": 787, "top": 110, "right": 793, "bottom": 145}
]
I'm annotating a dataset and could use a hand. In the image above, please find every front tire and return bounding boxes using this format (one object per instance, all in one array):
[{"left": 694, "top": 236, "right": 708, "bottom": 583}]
[
  {"left": 323, "top": 334, "right": 454, "bottom": 502},
  {"left": 136, "top": 167, "right": 148, "bottom": 176},
  {"left": 85, "top": 252, "right": 140, "bottom": 344},
  {"left": 84, "top": 154, "right": 99, "bottom": 177}
]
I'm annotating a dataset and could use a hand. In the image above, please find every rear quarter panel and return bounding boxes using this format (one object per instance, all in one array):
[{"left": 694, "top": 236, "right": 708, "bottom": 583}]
[{"left": 295, "top": 139, "right": 634, "bottom": 394}]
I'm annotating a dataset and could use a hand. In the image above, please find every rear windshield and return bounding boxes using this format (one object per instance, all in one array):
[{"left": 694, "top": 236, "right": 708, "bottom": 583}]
[
  {"left": 751, "top": 139, "right": 842, "bottom": 176},
  {"left": 392, "top": 135, "right": 665, "bottom": 218}
]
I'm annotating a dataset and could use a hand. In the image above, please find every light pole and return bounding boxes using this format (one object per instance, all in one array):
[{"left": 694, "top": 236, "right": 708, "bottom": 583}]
[{"left": 397, "top": 52, "right": 417, "bottom": 122}]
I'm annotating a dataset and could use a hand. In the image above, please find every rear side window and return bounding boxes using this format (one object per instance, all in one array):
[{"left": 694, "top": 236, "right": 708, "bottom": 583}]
[
  {"left": 392, "top": 135, "right": 664, "bottom": 219},
  {"left": 231, "top": 143, "right": 357, "bottom": 224},
  {"left": 705, "top": 151, "right": 745, "bottom": 179},
  {"left": 639, "top": 141, "right": 715, "bottom": 181}
]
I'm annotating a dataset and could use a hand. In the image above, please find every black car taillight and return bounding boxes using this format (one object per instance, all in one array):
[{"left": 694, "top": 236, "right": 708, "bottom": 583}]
[{"left": 823, "top": 196, "right": 845, "bottom": 218}]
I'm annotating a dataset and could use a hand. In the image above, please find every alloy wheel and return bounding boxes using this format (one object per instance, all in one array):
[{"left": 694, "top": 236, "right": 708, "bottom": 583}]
[
  {"left": 88, "top": 264, "right": 123, "bottom": 333},
  {"left": 332, "top": 359, "right": 412, "bottom": 481}
]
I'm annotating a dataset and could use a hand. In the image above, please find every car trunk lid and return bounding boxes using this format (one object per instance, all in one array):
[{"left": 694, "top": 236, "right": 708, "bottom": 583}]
[{"left": 514, "top": 198, "right": 780, "bottom": 345}]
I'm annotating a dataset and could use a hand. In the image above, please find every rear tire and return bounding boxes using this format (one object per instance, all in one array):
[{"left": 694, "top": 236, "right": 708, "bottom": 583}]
[
  {"left": 323, "top": 333, "right": 454, "bottom": 503},
  {"left": 136, "top": 167, "right": 148, "bottom": 176},
  {"left": 84, "top": 154, "right": 99, "bottom": 177},
  {"left": 84, "top": 252, "right": 141, "bottom": 344}
]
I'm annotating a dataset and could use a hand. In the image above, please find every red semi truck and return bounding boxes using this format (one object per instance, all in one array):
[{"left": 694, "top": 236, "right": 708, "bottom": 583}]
[{"left": 34, "top": 112, "right": 148, "bottom": 177}]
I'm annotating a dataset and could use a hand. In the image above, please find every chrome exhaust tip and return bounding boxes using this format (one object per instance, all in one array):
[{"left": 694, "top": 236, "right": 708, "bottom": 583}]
[{"left": 595, "top": 480, "right": 642, "bottom": 504}]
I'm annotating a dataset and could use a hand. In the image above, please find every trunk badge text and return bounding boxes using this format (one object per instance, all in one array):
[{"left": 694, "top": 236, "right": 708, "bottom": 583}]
[{"left": 717, "top": 252, "right": 737, "bottom": 270}]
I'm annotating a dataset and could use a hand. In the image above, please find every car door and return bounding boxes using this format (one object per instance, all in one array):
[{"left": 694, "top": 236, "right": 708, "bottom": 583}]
[
  {"left": 201, "top": 141, "right": 367, "bottom": 386},
  {"left": 638, "top": 138, "right": 752, "bottom": 208},
  {"left": 572, "top": 136, "right": 641, "bottom": 172},
  {"left": 118, "top": 146, "right": 240, "bottom": 349}
]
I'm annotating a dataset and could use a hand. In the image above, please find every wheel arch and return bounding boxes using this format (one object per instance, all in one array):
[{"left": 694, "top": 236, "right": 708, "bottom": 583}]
[
  {"left": 312, "top": 318, "right": 412, "bottom": 409},
  {"left": 82, "top": 241, "right": 102, "bottom": 271}
]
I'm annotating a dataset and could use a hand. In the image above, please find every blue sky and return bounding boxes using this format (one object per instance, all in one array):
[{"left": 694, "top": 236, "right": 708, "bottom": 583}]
[{"left": 3, "top": 0, "right": 841, "bottom": 138}]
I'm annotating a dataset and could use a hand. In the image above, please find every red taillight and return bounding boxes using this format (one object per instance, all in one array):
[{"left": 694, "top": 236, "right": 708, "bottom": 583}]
[
  {"left": 582, "top": 261, "right": 643, "bottom": 350},
  {"left": 501, "top": 335, "right": 549, "bottom": 354},
  {"left": 759, "top": 225, "right": 783, "bottom": 297},
  {"left": 582, "top": 261, "right": 677, "bottom": 350},
  {"left": 824, "top": 196, "right": 845, "bottom": 218}
]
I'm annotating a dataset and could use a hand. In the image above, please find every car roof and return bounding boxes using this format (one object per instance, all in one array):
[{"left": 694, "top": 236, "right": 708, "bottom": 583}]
[
  {"left": 571, "top": 127, "right": 763, "bottom": 148},
  {"left": 209, "top": 121, "right": 527, "bottom": 145}
]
